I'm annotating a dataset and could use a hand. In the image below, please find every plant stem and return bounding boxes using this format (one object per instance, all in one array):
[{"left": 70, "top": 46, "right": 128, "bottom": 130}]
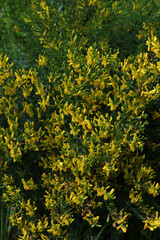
[
  {"left": 1, "top": 188, "right": 4, "bottom": 240},
  {"left": 94, "top": 223, "right": 108, "bottom": 240}
]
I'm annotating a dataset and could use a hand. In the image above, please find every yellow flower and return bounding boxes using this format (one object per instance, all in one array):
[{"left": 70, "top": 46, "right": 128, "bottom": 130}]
[
  {"left": 22, "top": 178, "right": 37, "bottom": 191},
  {"left": 41, "top": 234, "right": 49, "bottom": 240},
  {"left": 116, "top": 225, "right": 128, "bottom": 233},
  {"left": 25, "top": 199, "right": 37, "bottom": 216},
  {"left": 36, "top": 54, "right": 47, "bottom": 67},
  {"left": 29, "top": 222, "right": 36, "bottom": 233}
]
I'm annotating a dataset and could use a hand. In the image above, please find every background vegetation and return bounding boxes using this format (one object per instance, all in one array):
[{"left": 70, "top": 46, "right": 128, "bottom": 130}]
[{"left": 1, "top": 0, "right": 160, "bottom": 239}]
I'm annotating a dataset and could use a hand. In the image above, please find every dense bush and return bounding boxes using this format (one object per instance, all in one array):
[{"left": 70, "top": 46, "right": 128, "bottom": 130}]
[{"left": 1, "top": 0, "right": 160, "bottom": 239}]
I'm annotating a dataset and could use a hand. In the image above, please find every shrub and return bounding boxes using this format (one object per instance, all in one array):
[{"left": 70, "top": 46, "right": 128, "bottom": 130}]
[{"left": 1, "top": 0, "right": 160, "bottom": 239}]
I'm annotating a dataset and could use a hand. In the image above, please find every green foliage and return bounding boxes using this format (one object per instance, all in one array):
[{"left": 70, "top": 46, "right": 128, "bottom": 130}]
[
  {"left": 0, "top": 0, "right": 42, "bottom": 68},
  {"left": 0, "top": 185, "right": 13, "bottom": 240},
  {"left": 1, "top": 0, "right": 160, "bottom": 239}
]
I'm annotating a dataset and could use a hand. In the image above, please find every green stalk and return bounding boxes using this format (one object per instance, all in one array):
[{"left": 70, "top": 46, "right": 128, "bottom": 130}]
[
  {"left": 94, "top": 223, "right": 107, "bottom": 240},
  {"left": 5, "top": 207, "right": 11, "bottom": 240},
  {"left": 1, "top": 188, "right": 4, "bottom": 240}
]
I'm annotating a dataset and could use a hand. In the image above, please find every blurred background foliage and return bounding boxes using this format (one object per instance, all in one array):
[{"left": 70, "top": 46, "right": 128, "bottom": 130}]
[{"left": 0, "top": 0, "right": 41, "bottom": 68}]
